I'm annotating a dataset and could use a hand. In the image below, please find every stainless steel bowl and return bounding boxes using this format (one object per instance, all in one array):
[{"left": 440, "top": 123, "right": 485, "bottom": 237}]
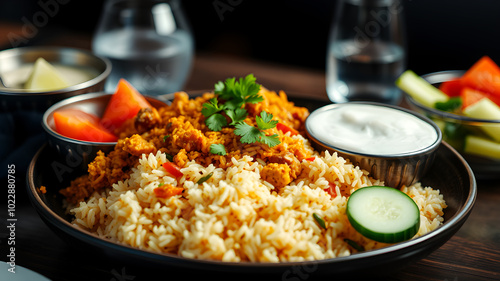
[
  {"left": 0, "top": 46, "right": 111, "bottom": 113},
  {"left": 305, "top": 102, "right": 442, "bottom": 188},
  {"left": 42, "top": 92, "right": 167, "bottom": 173}
]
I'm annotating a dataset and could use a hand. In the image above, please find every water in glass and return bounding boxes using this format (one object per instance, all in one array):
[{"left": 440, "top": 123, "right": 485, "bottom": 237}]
[{"left": 93, "top": 0, "right": 194, "bottom": 96}]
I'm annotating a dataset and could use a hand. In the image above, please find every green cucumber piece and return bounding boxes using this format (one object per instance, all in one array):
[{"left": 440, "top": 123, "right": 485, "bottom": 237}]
[
  {"left": 347, "top": 186, "right": 420, "bottom": 243},
  {"left": 463, "top": 98, "right": 500, "bottom": 142},
  {"left": 464, "top": 135, "right": 500, "bottom": 160},
  {"left": 435, "top": 97, "right": 462, "bottom": 113},
  {"left": 395, "top": 70, "right": 449, "bottom": 108}
]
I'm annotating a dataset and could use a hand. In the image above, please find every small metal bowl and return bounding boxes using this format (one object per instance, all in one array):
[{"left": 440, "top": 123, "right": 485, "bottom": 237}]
[
  {"left": 42, "top": 92, "right": 167, "bottom": 173},
  {"left": 305, "top": 102, "right": 442, "bottom": 188},
  {"left": 0, "top": 46, "right": 111, "bottom": 113}
]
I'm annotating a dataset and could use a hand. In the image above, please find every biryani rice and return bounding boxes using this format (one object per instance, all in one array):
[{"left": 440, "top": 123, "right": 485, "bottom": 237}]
[
  {"left": 67, "top": 87, "right": 447, "bottom": 262},
  {"left": 70, "top": 142, "right": 446, "bottom": 262}
]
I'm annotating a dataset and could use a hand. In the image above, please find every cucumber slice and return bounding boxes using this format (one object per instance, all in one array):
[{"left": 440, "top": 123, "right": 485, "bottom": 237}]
[
  {"left": 395, "top": 70, "right": 449, "bottom": 108},
  {"left": 464, "top": 135, "right": 500, "bottom": 160},
  {"left": 347, "top": 186, "right": 420, "bottom": 243},
  {"left": 463, "top": 98, "right": 500, "bottom": 142}
]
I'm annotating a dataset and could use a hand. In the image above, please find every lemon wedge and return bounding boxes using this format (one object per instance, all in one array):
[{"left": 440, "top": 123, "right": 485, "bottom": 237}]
[{"left": 25, "top": 58, "right": 70, "bottom": 91}]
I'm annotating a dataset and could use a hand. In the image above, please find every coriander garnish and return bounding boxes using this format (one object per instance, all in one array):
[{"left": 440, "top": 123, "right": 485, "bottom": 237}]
[
  {"left": 202, "top": 74, "right": 280, "bottom": 152},
  {"left": 234, "top": 112, "right": 280, "bottom": 147},
  {"left": 210, "top": 144, "right": 227, "bottom": 155}
]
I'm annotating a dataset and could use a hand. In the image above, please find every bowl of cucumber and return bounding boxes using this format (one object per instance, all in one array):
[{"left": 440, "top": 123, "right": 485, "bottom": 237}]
[{"left": 396, "top": 56, "right": 500, "bottom": 179}]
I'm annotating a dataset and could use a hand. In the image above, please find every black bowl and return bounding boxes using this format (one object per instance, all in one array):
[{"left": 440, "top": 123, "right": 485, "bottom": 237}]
[{"left": 26, "top": 138, "right": 476, "bottom": 277}]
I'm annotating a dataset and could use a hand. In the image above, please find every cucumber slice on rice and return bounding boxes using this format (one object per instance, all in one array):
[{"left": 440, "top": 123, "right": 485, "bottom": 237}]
[{"left": 347, "top": 186, "right": 420, "bottom": 243}]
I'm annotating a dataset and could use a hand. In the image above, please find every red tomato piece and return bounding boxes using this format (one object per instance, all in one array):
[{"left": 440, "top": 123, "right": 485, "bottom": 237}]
[
  {"left": 154, "top": 185, "right": 183, "bottom": 198},
  {"left": 326, "top": 183, "right": 337, "bottom": 198},
  {"left": 461, "top": 56, "right": 500, "bottom": 98},
  {"left": 439, "top": 78, "right": 463, "bottom": 97},
  {"left": 100, "top": 79, "right": 152, "bottom": 131},
  {"left": 276, "top": 122, "right": 299, "bottom": 136},
  {"left": 305, "top": 157, "right": 316, "bottom": 161},
  {"left": 461, "top": 87, "right": 500, "bottom": 109},
  {"left": 53, "top": 109, "right": 118, "bottom": 142},
  {"left": 162, "top": 162, "right": 183, "bottom": 178}
]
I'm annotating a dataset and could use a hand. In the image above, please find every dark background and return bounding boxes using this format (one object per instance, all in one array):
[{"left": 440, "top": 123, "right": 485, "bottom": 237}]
[{"left": 1, "top": 0, "right": 500, "bottom": 79}]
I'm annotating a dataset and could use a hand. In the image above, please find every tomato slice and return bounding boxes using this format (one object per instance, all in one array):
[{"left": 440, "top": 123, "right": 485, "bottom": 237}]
[
  {"left": 53, "top": 109, "right": 118, "bottom": 142},
  {"left": 154, "top": 185, "right": 183, "bottom": 198},
  {"left": 461, "top": 87, "right": 500, "bottom": 109},
  {"left": 277, "top": 122, "right": 299, "bottom": 136},
  {"left": 100, "top": 79, "right": 152, "bottom": 131},
  {"left": 162, "top": 162, "right": 183, "bottom": 178},
  {"left": 462, "top": 56, "right": 500, "bottom": 98},
  {"left": 439, "top": 78, "right": 463, "bottom": 97},
  {"left": 326, "top": 183, "right": 337, "bottom": 198}
]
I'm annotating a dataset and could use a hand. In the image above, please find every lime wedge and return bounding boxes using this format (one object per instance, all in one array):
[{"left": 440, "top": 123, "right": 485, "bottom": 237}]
[{"left": 25, "top": 58, "right": 70, "bottom": 91}]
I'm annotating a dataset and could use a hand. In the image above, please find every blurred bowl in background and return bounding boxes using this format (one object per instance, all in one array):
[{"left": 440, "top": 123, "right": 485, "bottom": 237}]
[
  {"left": 0, "top": 46, "right": 111, "bottom": 113},
  {"left": 404, "top": 70, "right": 500, "bottom": 179},
  {"left": 305, "top": 102, "right": 442, "bottom": 188},
  {"left": 42, "top": 92, "right": 167, "bottom": 173}
]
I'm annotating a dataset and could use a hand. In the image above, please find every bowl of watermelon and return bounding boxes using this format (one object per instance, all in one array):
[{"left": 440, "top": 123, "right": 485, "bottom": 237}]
[
  {"left": 396, "top": 56, "right": 500, "bottom": 179},
  {"left": 42, "top": 79, "right": 167, "bottom": 173}
]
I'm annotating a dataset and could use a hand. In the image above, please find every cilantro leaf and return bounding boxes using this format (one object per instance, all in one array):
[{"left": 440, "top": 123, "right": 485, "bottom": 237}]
[
  {"left": 214, "top": 81, "right": 225, "bottom": 93},
  {"left": 256, "top": 111, "right": 278, "bottom": 130},
  {"left": 244, "top": 94, "right": 264, "bottom": 105},
  {"left": 240, "top": 75, "right": 260, "bottom": 97},
  {"left": 217, "top": 77, "right": 236, "bottom": 100},
  {"left": 215, "top": 74, "right": 262, "bottom": 108},
  {"left": 202, "top": 98, "right": 224, "bottom": 117},
  {"left": 234, "top": 122, "right": 262, "bottom": 144},
  {"left": 226, "top": 108, "right": 248, "bottom": 125},
  {"left": 202, "top": 74, "right": 282, "bottom": 149},
  {"left": 223, "top": 97, "right": 244, "bottom": 111},
  {"left": 206, "top": 113, "right": 227, "bottom": 131},
  {"left": 210, "top": 144, "right": 227, "bottom": 155},
  {"left": 260, "top": 134, "right": 280, "bottom": 147}
]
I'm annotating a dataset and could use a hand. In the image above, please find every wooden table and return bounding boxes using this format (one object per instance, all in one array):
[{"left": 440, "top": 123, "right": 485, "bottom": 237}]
[{"left": 2, "top": 41, "right": 500, "bottom": 279}]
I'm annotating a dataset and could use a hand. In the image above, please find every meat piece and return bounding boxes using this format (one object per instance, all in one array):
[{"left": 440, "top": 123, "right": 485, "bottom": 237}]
[
  {"left": 122, "top": 134, "right": 156, "bottom": 156},
  {"left": 170, "top": 127, "right": 206, "bottom": 152},
  {"left": 261, "top": 163, "right": 292, "bottom": 189},
  {"left": 135, "top": 107, "right": 161, "bottom": 133},
  {"left": 267, "top": 152, "right": 302, "bottom": 179}
]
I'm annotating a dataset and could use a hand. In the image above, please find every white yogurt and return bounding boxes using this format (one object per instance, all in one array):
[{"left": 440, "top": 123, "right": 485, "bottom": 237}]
[{"left": 307, "top": 104, "right": 439, "bottom": 155}]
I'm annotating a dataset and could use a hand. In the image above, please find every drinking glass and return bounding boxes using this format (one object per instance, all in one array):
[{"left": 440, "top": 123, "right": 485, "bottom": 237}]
[
  {"left": 326, "top": 0, "right": 406, "bottom": 104},
  {"left": 92, "top": 0, "right": 194, "bottom": 96}
]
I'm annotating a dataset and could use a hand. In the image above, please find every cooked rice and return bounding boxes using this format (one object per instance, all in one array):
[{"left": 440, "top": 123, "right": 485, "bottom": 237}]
[
  {"left": 66, "top": 87, "right": 447, "bottom": 262},
  {"left": 70, "top": 137, "right": 446, "bottom": 262}
]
